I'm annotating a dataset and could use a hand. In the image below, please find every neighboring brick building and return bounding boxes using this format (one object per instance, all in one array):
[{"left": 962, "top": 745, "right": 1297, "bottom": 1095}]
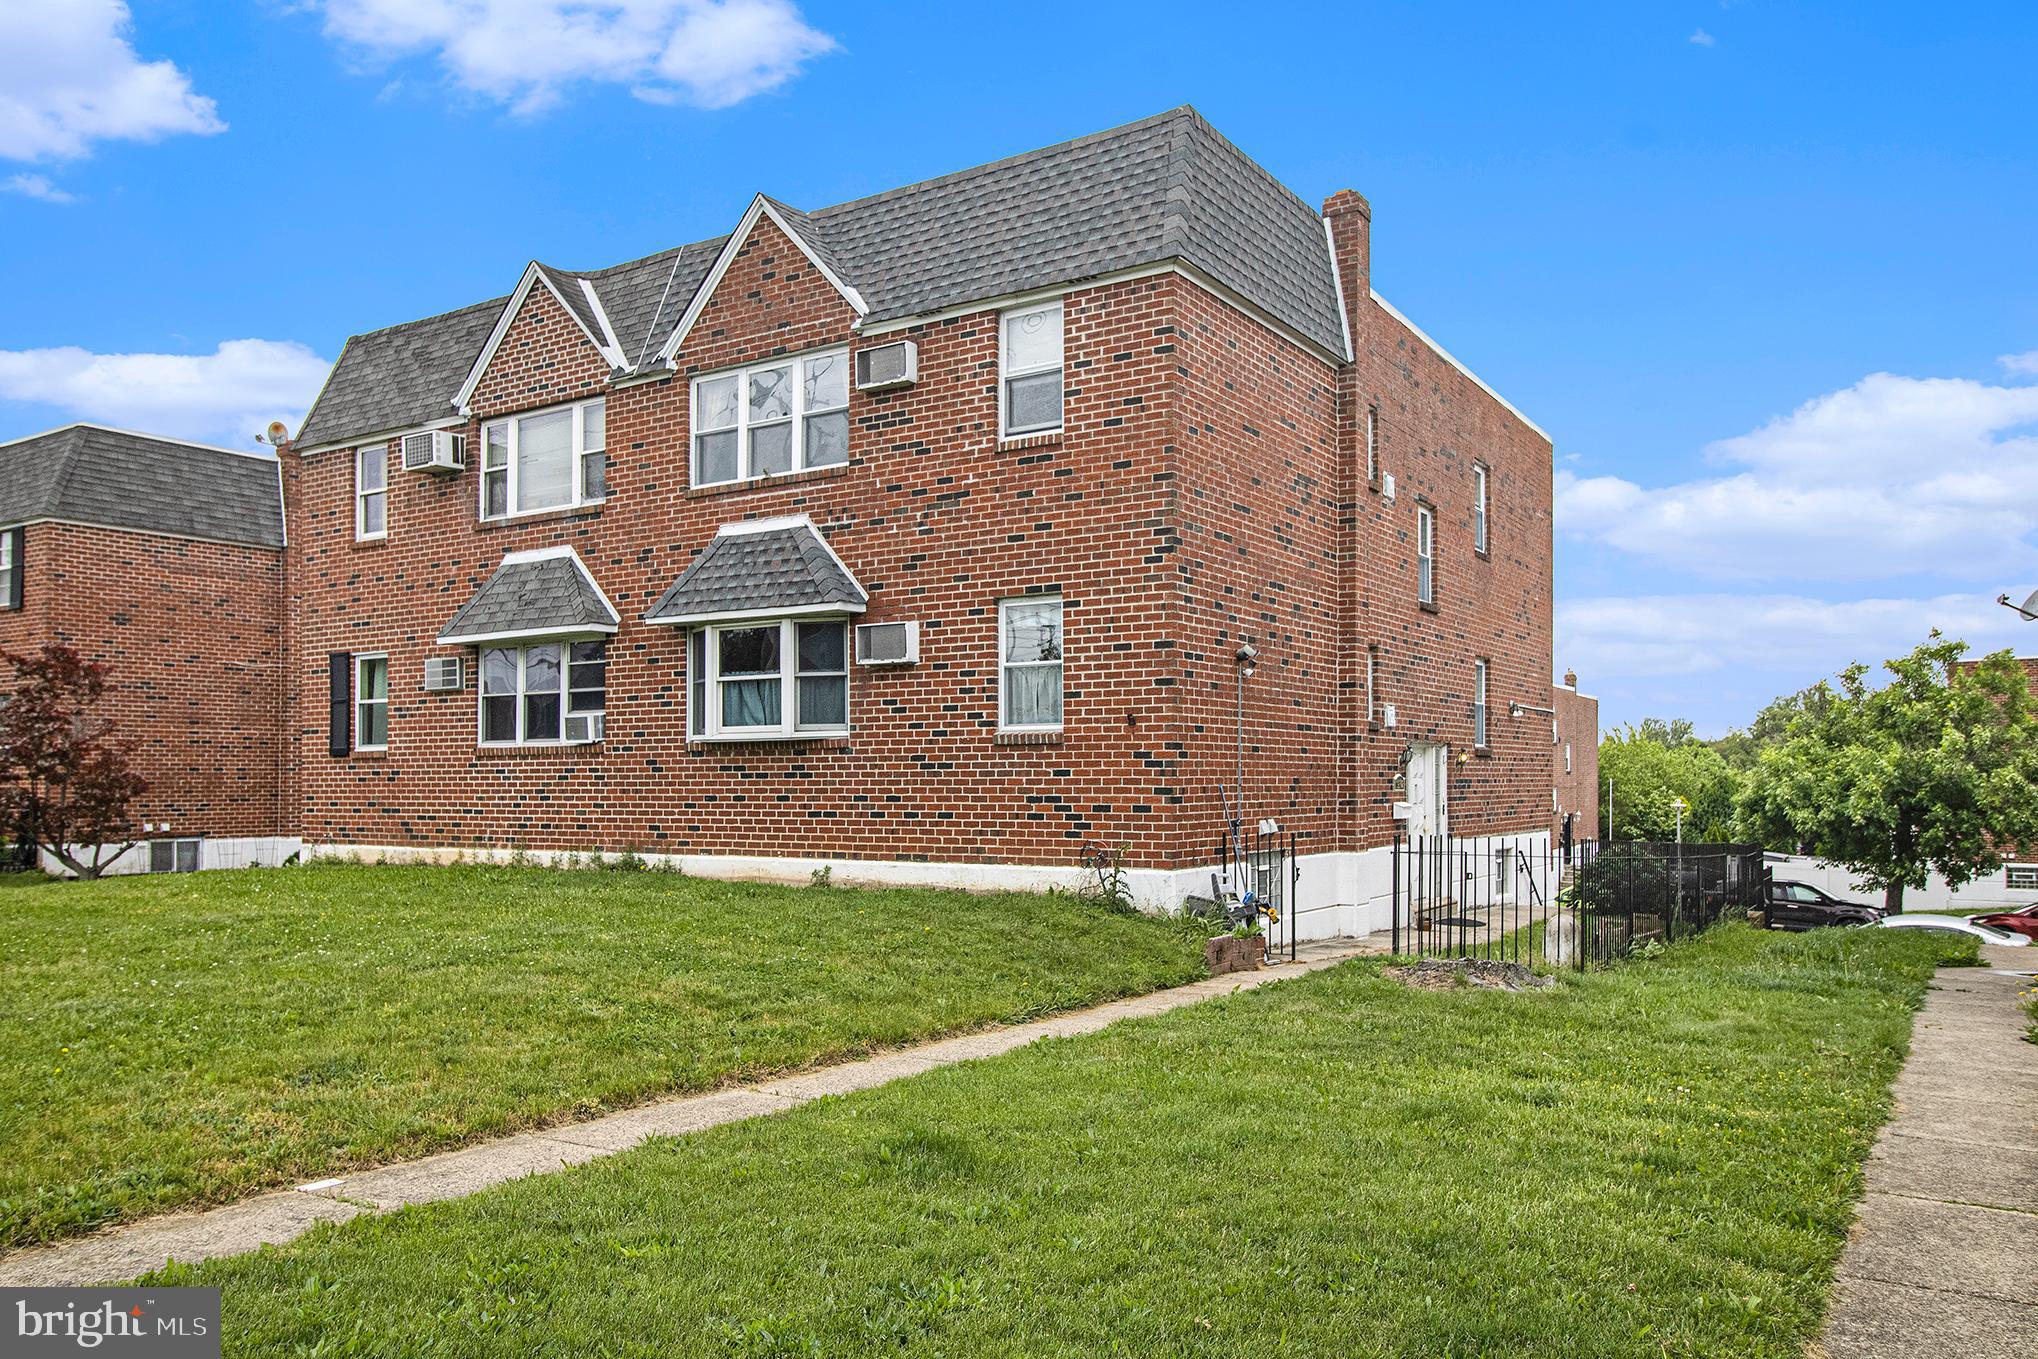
[
  {"left": 282, "top": 107, "right": 1556, "bottom": 934},
  {"left": 0, "top": 425, "right": 295, "bottom": 872},
  {"left": 1551, "top": 668, "right": 1599, "bottom": 857}
]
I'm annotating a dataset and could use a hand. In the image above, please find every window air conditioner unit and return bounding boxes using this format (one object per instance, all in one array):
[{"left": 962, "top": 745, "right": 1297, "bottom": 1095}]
[
  {"left": 854, "top": 621, "right": 919, "bottom": 665},
  {"left": 854, "top": 340, "right": 918, "bottom": 391},
  {"left": 565, "top": 712, "right": 605, "bottom": 743},
  {"left": 401, "top": 430, "right": 466, "bottom": 474},
  {"left": 422, "top": 656, "right": 465, "bottom": 692}
]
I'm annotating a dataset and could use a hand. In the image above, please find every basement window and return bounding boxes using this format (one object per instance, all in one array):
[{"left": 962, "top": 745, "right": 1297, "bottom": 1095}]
[
  {"left": 2007, "top": 864, "right": 2038, "bottom": 890},
  {"left": 148, "top": 838, "right": 201, "bottom": 874}
]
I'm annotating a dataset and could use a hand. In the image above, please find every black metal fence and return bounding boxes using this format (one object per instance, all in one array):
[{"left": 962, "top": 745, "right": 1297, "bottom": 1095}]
[
  {"left": 1390, "top": 835, "right": 1763, "bottom": 969},
  {"left": 1215, "top": 826, "right": 1300, "bottom": 964}
]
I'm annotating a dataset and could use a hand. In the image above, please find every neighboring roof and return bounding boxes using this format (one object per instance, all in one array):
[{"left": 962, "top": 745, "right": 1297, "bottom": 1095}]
[
  {"left": 0, "top": 424, "right": 284, "bottom": 549},
  {"left": 437, "top": 546, "right": 620, "bottom": 646},
  {"left": 298, "top": 105, "right": 1356, "bottom": 449},
  {"left": 643, "top": 517, "right": 867, "bottom": 625},
  {"left": 297, "top": 296, "right": 507, "bottom": 449}
]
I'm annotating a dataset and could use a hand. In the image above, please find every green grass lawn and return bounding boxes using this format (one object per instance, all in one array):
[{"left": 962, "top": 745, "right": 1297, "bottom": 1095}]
[
  {"left": 174, "top": 925, "right": 1966, "bottom": 1358},
  {"left": 0, "top": 862, "right": 1203, "bottom": 1248}
]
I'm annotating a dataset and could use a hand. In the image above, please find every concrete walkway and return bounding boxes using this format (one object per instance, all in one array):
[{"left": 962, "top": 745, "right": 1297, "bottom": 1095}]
[
  {"left": 1819, "top": 947, "right": 2038, "bottom": 1358},
  {"left": 0, "top": 939, "right": 1368, "bottom": 1288}
]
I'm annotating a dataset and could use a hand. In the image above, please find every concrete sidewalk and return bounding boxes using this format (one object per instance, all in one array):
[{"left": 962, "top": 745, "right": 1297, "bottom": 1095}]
[
  {"left": 0, "top": 939, "right": 1368, "bottom": 1288},
  {"left": 1819, "top": 946, "right": 2038, "bottom": 1358}
]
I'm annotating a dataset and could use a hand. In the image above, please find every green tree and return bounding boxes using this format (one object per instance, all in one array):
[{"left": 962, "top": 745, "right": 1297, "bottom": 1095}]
[
  {"left": 1599, "top": 724, "right": 1740, "bottom": 842},
  {"left": 1712, "top": 686, "right": 1829, "bottom": 771},
  {"left": 1735, "top": 635, "right": 2038, "bottom": 912}
]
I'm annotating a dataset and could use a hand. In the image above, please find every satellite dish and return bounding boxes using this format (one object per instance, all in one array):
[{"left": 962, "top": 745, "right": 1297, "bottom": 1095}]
[
  {"left": 265, "top": 420, "right": 291, "bottom": 446},
  {"left": 1997, "top": 590, "right": 2038, "bottom": 621}
]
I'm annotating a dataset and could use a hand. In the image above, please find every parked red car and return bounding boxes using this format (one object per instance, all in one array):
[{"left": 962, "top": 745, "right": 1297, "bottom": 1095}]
[{"left": 1971, "top": 904, "right": 2038, "bottom": 940}]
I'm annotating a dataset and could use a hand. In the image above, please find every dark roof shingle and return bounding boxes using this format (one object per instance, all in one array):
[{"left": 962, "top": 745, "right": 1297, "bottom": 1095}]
[
  {"left": 0, "top": 425, "right": 284, "bottom": 549},
  {"left": 297, "top": 107, "right": 1350, "bottom": 449},
  {"left": 643, "top": 518, "right": 866, "bottom": 624},
  {"left": 438, "top": 548, "right": 619, "bottom": 645}
]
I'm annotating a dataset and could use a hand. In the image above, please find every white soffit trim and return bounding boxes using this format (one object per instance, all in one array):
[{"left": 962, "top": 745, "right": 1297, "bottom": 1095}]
[
  {"left": 1369, "top": 290, "right": 1552, "bottom": 445},
  {"left": 655, "top": 196, "right": 869, "bottom": 367},
  {"left": 452, "top": 263, "right": 620, "bottom": 415},
  {"left": 579, "top": 278, "right": 628, "bottom": 368},
  {"left": 643, "top": 600, "right": 866, "bottom": 627},
  {"left": 435, "top": 623, "right": 618, "bottom": 647}
]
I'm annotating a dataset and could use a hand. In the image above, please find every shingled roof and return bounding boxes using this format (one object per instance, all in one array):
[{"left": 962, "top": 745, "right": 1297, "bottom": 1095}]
[
  {"left": 438, "top": 546, "right": 619, "bottom": 646},
  {"left": 643, "top": 517, "right": 866, "bottom": 625},
  {"left": 0, "top": 424, "right": 285, "bottom": 549},
  {"left": 298, "top": 106, "right": 1351, "bottom": 450}
]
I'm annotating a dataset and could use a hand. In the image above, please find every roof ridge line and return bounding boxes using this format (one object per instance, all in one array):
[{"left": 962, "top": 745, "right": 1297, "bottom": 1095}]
[{"left": 806, "top": 105, "right": 1195, "bottom": 223}]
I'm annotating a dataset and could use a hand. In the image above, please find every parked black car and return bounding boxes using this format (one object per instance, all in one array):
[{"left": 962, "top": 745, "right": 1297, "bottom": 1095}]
[{"left": 1765, "top": 879, "right": 1883, "bottom": 930}]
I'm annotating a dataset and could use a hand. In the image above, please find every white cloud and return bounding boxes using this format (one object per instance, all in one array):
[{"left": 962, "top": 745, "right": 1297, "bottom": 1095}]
[
  {"left": 2000, "top": 350, "right": 2038, "bottom": 378},
  {"left": 0, "top": 2, "right": 224, "bottom": 161},
  {"left": 1689, "top": 28, "right": 1717, "bottom": 47},
  {"left": 3, "top": 173, "right": 76, "bottom": 203},
  {"left": 1558, "top": 592, "right": 2028, "bottom": 681},
  {"left": 1556, "top": 373, "right": 2038, "bottom": 581},
  {"left": 319, "top": 0, "right": 836, "bottom": 114},
  {"left": 0, "top": 340, "right": 331, "bottom": 448}
]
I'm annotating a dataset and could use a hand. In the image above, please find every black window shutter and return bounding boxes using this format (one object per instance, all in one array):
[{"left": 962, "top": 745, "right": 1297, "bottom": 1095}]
[
  {"left": 6, "top": 527, "right": 21, "bottom": 610},
  {"left": 328, "top": 652, "right": 352, "bottom": 757}
]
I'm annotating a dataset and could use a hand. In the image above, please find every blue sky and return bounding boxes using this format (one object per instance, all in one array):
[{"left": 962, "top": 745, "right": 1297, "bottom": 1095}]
[{"left": 4, "top": 1, "right": 2037, "bottom": 737}]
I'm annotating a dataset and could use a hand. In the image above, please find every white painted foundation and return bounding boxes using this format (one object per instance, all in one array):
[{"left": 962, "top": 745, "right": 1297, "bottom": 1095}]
[{"left": 40, "top": 836, "right": 306, "bottom": 877}]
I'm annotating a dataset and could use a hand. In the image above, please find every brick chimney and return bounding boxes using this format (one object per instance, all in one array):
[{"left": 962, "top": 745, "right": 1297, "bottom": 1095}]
[{"left": 1322, "top": 189, "right": 1372, "bottom": 315}]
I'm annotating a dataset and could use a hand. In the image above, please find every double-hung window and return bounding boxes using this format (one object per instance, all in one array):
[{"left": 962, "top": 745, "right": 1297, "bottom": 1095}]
[
  {"left": 687, "top": 619, "right": 849, "bottom": 738},
  {"left": 1416, "top": 505, "right": 1436, "bottom": 606},
  {"left": 1366, "top": 405, "right": 1380, "bottom": 485},
  {"left": 691, "top": 350, "right": 849, "bottom": 487},
  {"left": 999, "top": 596, "right": 1063, "bottom": 731},
  {"left": 1472, "top": 463, "right": 1489, "bottom": 554},
  {"left": 0, "top": 528, "right": 19, "bottom": 609},
  {"left": 480, "top": 397, "right": 607, "bottom": 519},
  {"left": 356, "top": 442, "right": 387, "bottom": 540},
  {"left": 479, "top": 640, "right": 607, "bottom": 745},
  {"left": 355, "top": 654, "right": 388, "bottom": 750},
  {"left": 1472, "top": 659, "right": 1489, "bottom": 748},
  {"left": 1000, "top": 301, "right": 1063, "bottom": 437},
  {"left": 1366, "top": 643, "right": 1380, "bottom": 725}
]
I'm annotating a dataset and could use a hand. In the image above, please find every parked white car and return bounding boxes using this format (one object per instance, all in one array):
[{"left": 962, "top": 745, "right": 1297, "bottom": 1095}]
[{"left": 1875, "top": 915, "right": 2031, "bottom": 947}]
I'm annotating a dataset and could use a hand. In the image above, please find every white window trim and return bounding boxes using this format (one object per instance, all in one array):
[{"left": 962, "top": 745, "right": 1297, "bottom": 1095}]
[
  {"left": 1473, "top": 463, "right": 1490, "bottom": 554},
  {"left": 1416, "top": 505, "right": 1436, "bottom": 605},
  {"left": 1473, "top": 659, "right": 1489, "bottom": 749},
  {"left": 689, "top": 348, "right": 850, "bottom": 489},
  {"left": 1366, "top": 405, "right": 1379, "bottom": 484},
  {"left": 355, "top": 442, "right": 388, "bottom": 541},
  {"left": 479, "top": 396, "right": 607, "bottom": 522},
  {"left": 999, "top": 301, "right": 1065, "bottom": 439},
  {"left": 687, "top": 617, "right": 851, "bottom": 741},
  {"left": 477, "top": 640, "right": 607, "bottom": 747},
  {"left": 355, "top": 653, "right": 389, "bottom": 752},
  {"left": 1564, "top": 742, "right": 1573, "bottom": 774},
  {"left": 2007, "top": 864, "right": 2038, "bottom": 890},
  {"left": 1366, "top": 643, "right": 1380, "bottom": 725},
  {"left": 998, "top": 595, "right": 1065, "bottom": 733}
]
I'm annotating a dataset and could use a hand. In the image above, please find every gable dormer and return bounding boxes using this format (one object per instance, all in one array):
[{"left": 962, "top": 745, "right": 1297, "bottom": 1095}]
[
  {"left": 655, "top": 196, "right": 867, "bottom": 379},
  {"left": 455, "top": 262, "right": 625, "bottom": 419}
]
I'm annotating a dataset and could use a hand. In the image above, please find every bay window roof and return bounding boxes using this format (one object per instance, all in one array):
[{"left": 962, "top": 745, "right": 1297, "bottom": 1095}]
[
  {"left": 437, "top": 545, "right": 619, "bottom": 646},
  {"left": 643, "top": 516, "right": 866, "bottom": 626}
]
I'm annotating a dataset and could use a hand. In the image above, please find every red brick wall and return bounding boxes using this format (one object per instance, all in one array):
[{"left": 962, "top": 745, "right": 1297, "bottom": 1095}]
[
  {"left": 0, "top": 520, "right": 287, "bottom": 840},
  {"left": 286, "top": 202, "right": 1556, "bottom": 878},
  {"left": 1551, "top": 681, "right": 1599, "bottom": 846}
]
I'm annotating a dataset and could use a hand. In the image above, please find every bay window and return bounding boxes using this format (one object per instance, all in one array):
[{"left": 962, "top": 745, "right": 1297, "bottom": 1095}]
[
  {"left": 1000, "top": 301, "right": 1063, "bottom": 437},
  {"left": 687, "top": 618, "right": 849, "bottom": 739},
  {"left": 692, "top": 350, "right": 849, "bottom": 487},
  {"left": 999, "top": 596, "right": 1063, "bottom": 731},
  {"left": 480, "top": 397, "right": 606, "bottom": 519},
  {"left": 479, "top": 640, "right": 607, "bottom": 745}
]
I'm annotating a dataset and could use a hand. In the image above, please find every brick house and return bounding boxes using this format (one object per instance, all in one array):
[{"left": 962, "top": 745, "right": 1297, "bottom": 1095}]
[
  {"left": 0, "top": 424, "right": 295, "bottom": 872},
  {"left": 283, "top": 107, "right": 1556, "bottom": 934},
  {"left": 1551, "top": 668, "right": 1599, "bottom": 857}
]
